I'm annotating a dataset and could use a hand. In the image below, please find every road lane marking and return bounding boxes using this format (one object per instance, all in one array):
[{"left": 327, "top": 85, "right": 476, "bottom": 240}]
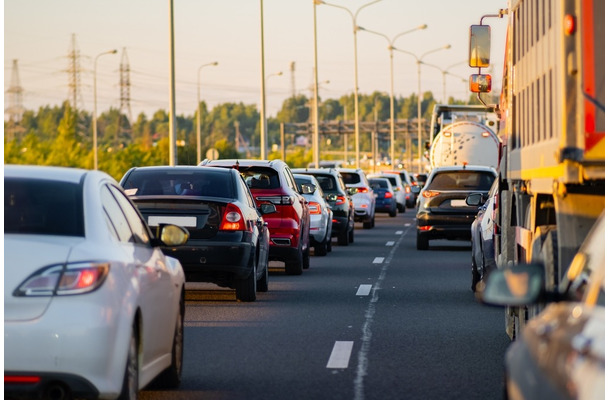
[
  {"left": 326, "top": 341, "right": 354, "bottom": 369},
  {"left": 395, "top": 230, "right": 403, "bottom": 235},
  {"left": 404, "top": 223, "right": 411, "bottom": 227},
  {"left": 356, "top": 284, "right": 372, "bottom": 296},
  {"left": 385, "top": 241, "right": 395, "bottom": 246},
  {"left": 372, "top": 257, "right": 384, "bottom": 264},
  {"left": 354, "top": 229, "right": 407, "bottom": 400}
]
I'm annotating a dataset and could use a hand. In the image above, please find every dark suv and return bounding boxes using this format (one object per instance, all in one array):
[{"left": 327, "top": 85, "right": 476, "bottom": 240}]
[
  {"left": 415, "top": 165, "right": 497, "bottom": 250},
  {"left": 200, "top": 159, "right": 310, "bottom": 275},
  {"left": 292, "top": 168, "right": 355, "bottom": 246}
]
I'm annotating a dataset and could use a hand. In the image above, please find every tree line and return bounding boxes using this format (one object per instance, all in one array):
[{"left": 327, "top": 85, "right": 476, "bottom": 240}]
[{"left": 4, "top": 91, "right": 483, "bottom": 181}]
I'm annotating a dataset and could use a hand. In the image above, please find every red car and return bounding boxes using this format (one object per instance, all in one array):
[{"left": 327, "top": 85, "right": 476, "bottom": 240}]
[{"left": 200, "top": 159, "right": 310, "bottom": 275}]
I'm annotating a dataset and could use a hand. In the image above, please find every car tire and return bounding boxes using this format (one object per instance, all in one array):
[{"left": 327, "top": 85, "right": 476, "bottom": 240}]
[
  {"left": 348, "top": 226, "right": 354, "bottom": 243},
  {"left": 389, "top": 207, "right": 397, "bottom": 217},
  {"left": 471, "top": 256, "right": 481, "bottom": 292},
  {"left": 257, "top": 253, "right": 269, "bottom": 292},
  {"left": 156, "top": 295, "right": 184, "bottom": 388},
  {"left": 398, "top": 203, "right": 406, "bottom": 213},
  {"left": 416, "top": 231, "right": 429, "bottom": 250},
  {"left": 302, "top": 242, "right": 310, "bottom": 269},
  {"left": 285, "top": 245, "right": 304, "bottom": 275},
  {"left": 338, "top": 226, "right": 349, "bottom": 246},
  {"left": 314, "top": 241, "right": 327, "bottom": 256},
  {"left": 371, "top": 215, "right": 375, "bottom": 228},
  {"left": 235, "top": 264, "right": 257, "bottom": 302},
  {"left": 118, "top": 326, "right": 139, "bottom": 400},
  {"left": 363, "top": 218, "right": 373, "bottom": 229},
  {"left": 326, "top": 235, "right": 333, "bottom": 253}
]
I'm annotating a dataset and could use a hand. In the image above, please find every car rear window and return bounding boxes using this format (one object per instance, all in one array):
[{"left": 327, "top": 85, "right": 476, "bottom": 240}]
[
  {"left": 427, "top": 171, "right": 495, "bottom": 191},
  {"left": 369, "top": 179, "right": 389, "bottom": 189},
  {"left": 340, "top": 172, "right": 361, "bottom": 185},
  {"left": 238, "top": 167, "right": 281, "bottom": 190},
  {"left": 5, "top": 178, "right": 84, "bottom": 236},
  {"left": 123, "top": 169, "right": 234, "bottom": 198},
  {"left": 311, "top": 174, "right": 338, "bottom": 192}
]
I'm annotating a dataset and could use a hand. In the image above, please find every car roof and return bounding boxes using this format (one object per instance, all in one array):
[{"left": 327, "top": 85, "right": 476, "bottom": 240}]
[
  {"left": 292, "top": 168, "right": 340, "bottom": 176},
  {"left": 5, "top": 164, "right": 91, "bottom": 184},
  {"left": 429, "top": 165, "right": 497, "bottom": 173},
  {"left": 200, "top": 159, "right": 286, "bottom": 168},
  {"left": 128, "top": 165, "right": 232, "bottom": 174},
  {"left": 292, "top": 173, "right": 317, "bottom": 182}
]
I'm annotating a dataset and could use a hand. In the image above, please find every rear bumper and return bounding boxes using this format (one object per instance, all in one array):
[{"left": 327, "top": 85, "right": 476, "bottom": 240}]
[
  {"left": 416, "top": 212, "right": 476, "bottom": 240},
  {"left": 5, "top": 372, "right": 99, "bottom": 400},
  {"left": 331, "top": 216, "right": 350, "bottom": 236}
]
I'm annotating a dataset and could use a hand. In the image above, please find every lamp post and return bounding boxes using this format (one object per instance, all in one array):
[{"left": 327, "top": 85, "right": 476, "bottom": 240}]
[
  {"left": 316, "top": 0, "right": 382, "bottom": 168},
  {"left": 359, "top": 24, "right": 427, "bottom": 168},
  {"left": 196, "top": 61, "right": 218, "bottom": 164},
  {"left": 393, "top": 44, "right": 451, "bottom": 173},
  {"left": 93, "top": 49, "right": 117, "bottom": 170},
  {"left": 264, "top": 71, "right": 283, "bottom": 156},
  {"left": 419, "top": 60, "right": 466, "bottom": 104},
  {"left": 259, "top": 0, "right": 268, "bottom": 160}
]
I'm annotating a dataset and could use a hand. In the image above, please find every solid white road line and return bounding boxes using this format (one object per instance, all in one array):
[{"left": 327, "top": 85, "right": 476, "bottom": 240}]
[
  {"left": 385, "top": 241, "right": 395, "bottom": 246},
  {"left": 326, "top": 341, "right": 354, "bottom": 369},
  {"left": 372, "top": 257, "right": 384, "bottom": 264},
  {"left": 356, "top": 284, "right": 373, "bottom": 296}
]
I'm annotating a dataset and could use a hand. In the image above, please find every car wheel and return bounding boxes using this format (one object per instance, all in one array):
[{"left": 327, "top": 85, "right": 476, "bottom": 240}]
[
  {"left": 371, "top": 215, "right": 375, "bottom": 228},
  {"left": 314, "top": 241, "right": 327, "bottom": 256},
  {"left": 389, "top": 207, "right": 397, "bottom": 217},
  {"left": 338, "top": 226, "right": 349, "bottom": 246},
  {"left": 118, "top": 326, "right": 139, "bottom": 400},
  {"left": 326, "top": 234, "right": 333, "bottom": 253},
  {"left": 471, "top": 256, "right": 481, "bottom": 292},
  {"left": 398, "top": 203, "right": 406, "bottom": 213},
  {"left": 156, "top": 295, "right": 184, "bottom": 388},
  {"left": 256, "top": 250, "right": 269, "bottom": 292},
  {"left": 416, "top": 231, "right": 429, "bottom": 250},
  {"left": 363, "top": 218, "right": 373, "bottom": 229},
  {"left": 348, "top": 226, "right": 354, "bottom": 243},
  {"left": 302, "top": 241, "right": 310, "bottom": 269},
  {"left": 285, "top": 245, "right": 304, "bottom": 275},
  {"left": 235, "top": 264, "right": 257, "bottom": 302}
]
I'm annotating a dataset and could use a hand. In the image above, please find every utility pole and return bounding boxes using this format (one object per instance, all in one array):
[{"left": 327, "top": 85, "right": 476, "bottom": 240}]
[
  {"left": 118, "top": 48, "right": 133, "bottom": 144},
  {"left": 5, "top": 59, "right": 25, "bottom": 141},
  {"left": 290, "top": 61, "right": 296, "bottom": 98},
  {"left": 66, "top": 34, "right": 83, "bottom": 111}
]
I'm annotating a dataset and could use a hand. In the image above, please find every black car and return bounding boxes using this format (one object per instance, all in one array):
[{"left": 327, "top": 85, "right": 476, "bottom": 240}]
[
  {"left": 292, "top": 168, "right": 355, "bottom": 246},
  {"left": 415, "top": 165, "right": 497, "bottom": 250},
  {"left": 120, "top": 166, "right": 275, "bottom": 302}
]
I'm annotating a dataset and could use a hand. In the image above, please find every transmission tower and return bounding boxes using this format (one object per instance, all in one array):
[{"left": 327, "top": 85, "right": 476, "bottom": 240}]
[
  {"left": 66, "top": 33, "right": 84, "bottom": 111},
  {"left": 290, "top": 61, "right": 296, "bottom": 98},
  {"left": 117, "top": 47, "right": 133, "bottom": 143},
  {"left": 5, "top": 59, "right": 26, "bottom": 141}
]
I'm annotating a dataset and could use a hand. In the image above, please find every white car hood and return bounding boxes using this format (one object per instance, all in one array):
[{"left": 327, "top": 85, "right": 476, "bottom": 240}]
[{"left": 5, "top": 234, "right": 84, "bottom": 322}]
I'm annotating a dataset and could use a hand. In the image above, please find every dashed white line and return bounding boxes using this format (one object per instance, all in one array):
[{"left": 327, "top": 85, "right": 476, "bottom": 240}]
[
  {"left": 404, "top": 223, "right": 411, "bottom": 227},
  {"left": 372, "top": 257, "right": 384, "bottom": 264},
  {"left": 326, "top": 341, "right": 354, "bottom": 369},
  {"left": 385, "top": 241, "right": 395, "bottom": 246},
  {"left": 356, "top": 284, "right": 372, "bottom": 296},
  {"left": 395, "top": 230, "right": 403, "bottom": 235}
]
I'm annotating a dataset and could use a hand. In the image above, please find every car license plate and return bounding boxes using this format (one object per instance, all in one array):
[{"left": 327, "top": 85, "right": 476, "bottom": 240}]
[
  {"left": 148, "top": 216, "right": 197, "bottom": 227},
  {"left": 450, "top": 199, "right": 467, "bottom": 207}
]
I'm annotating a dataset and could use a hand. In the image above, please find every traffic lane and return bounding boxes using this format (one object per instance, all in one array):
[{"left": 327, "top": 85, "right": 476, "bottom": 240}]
[
  {"left": 362, "top": 220, "right": 509, "bottom": 400},
  {"left": 141, "top": 212, "right": 410, "bottom": 399}
]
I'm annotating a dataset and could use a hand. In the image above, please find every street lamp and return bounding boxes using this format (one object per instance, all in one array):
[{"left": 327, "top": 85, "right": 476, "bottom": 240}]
[
  {"left": 420, "top": 60, "right": 466, "bottom": 104},
  {"left": 393, "top": 44, "right": 451, "bottom": 173},
  {"left": 196, "top": 61, "right": 218, "bottom": 164},
  {"left": 264, "top": 71, "right": 283, "bottom": 157},
  {"left": 93, "top": 49, "right": 117, "bottom": 170},
  {"left": 359, "top": 24, "right": 427, "bottom": 168},
  {"left": 316, "top": 0, "right": 382, "bottom": 169}
]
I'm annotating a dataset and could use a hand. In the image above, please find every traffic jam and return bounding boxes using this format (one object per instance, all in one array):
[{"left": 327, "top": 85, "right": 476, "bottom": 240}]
[{"left": 4, "top": 1, "right": 604, "bottom": 400}]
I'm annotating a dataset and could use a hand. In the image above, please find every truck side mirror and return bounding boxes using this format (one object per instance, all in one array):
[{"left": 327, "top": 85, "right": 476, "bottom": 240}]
[
  {"left": 469, "top": 25, "right": 491, "bottom": 68},
  {"left": 469, "top": 74, "right": 492, "bottom": 93}
]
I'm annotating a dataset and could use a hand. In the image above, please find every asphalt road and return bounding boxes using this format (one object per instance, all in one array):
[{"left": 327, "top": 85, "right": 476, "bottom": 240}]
[{"left": 142, "top": 208, "right": 510, "bottom": 400}]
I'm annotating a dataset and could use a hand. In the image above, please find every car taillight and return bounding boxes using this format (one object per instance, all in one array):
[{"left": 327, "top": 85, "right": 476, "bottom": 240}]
[
  {"left": 308, "top": 201, "right": 322, "bottom": 214},
  {"left": 421, "top": 190, "right": 440, "bottom": 198},
  {"left": 15, "top": 262, "right": 110, "bottom": 296},
  {"left": 405, "top": 186, "right": 411, "bottom": 193},
  {"left": 384, "top": 192, "right": 393, "bottom": 199},
  {"left": 220, "top": 203, "right": 249, "bottom": 231},
  {"left": 356, "top": 187, "right": 369, "bottom": 193},
  {"left": 336, "top": 195, "right": 346, "bottom": 205},
  {"left": 256, "top": 195, "right": 294, "bottom": 205},
  {"left": 5, "top": 376, "right": 41, "bottom": 384}
]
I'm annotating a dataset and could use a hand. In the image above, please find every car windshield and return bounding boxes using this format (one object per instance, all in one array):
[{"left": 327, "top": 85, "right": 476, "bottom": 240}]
[
  {"left": 123, "top": 169, "right": 234, "bottom": 197},
  {"left": 427, "top": 171, "right": 496, "bottom": 191},
  {"left": 5, "top": 178, "right": 85, "bottom": 236},
  {"left": 340, "top": 172, "right": 361, "bottom": 185}
]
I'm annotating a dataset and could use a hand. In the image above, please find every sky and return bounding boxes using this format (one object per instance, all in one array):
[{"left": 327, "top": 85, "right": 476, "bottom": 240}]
[{"left": 4, "top": 0, "right": 508, "bottom": 121}]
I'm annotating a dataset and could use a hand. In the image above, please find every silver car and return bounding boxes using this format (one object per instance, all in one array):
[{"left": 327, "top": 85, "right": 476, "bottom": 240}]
[
  {"left": 294, "top": 173, "right": 333, "bottom": 256},
  {"left": 338, "top": 168, "right": 376, "bottom": 229}
]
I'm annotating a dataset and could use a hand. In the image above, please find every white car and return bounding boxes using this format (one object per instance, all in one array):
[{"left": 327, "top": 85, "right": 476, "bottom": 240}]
[
  {"left": 293, "top": 173, "right": 333, "bottom": 256},
  {"left": 368, "top": 173, "right": 407, "bottom": 213},
  {"left": 4, "top": 165, "right": 189, "bottom": 400},
  {"left": 338, "top": 168, "right": 376, "bottom": 229}
]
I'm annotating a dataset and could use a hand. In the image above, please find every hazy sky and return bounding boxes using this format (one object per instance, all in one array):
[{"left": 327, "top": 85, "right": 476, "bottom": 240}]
[{"left": 4, "top": 0, "right": 508, "bottom": 120}]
